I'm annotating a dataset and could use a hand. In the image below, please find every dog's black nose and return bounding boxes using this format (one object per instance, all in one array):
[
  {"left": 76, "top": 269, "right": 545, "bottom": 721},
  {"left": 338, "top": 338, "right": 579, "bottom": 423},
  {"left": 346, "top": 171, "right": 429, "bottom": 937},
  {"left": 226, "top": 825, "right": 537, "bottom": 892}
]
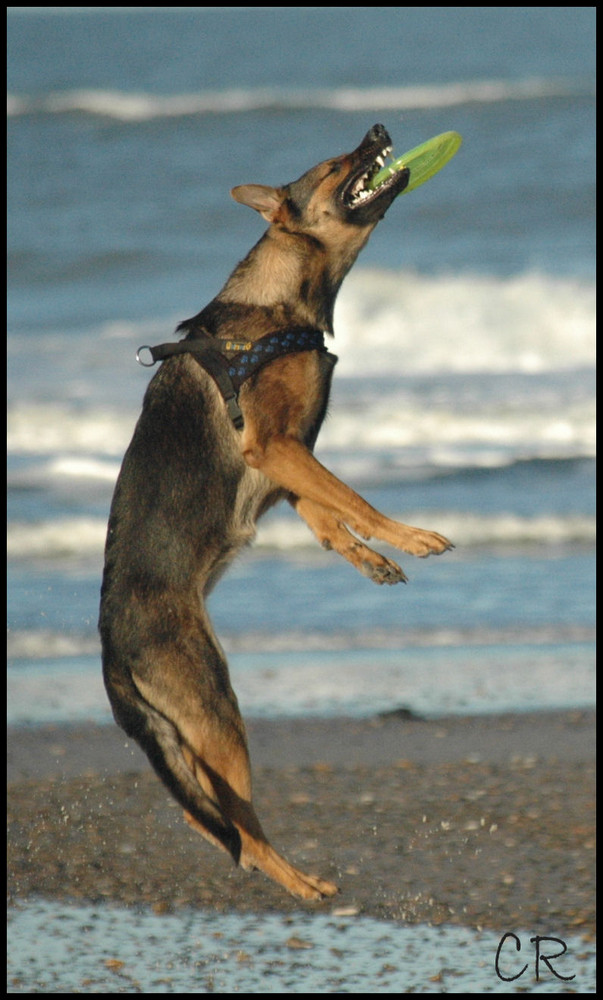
[{"left": 362, "top": 123, "right": 391, "bottom": 148}]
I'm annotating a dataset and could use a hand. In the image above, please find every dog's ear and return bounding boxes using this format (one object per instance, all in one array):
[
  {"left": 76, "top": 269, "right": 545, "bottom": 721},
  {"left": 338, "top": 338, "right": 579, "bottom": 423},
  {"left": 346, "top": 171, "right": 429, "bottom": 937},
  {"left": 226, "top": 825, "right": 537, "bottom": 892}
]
[{"left": 231, "top": 184, "right": 284, "bottom": 222}]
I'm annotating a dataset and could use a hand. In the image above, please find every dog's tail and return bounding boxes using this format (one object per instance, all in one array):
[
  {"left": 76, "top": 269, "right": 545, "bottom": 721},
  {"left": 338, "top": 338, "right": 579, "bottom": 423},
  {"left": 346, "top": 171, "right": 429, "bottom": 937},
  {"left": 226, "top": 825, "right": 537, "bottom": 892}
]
[{"left": 107, "top": 681, "right": 242, "bottom": 863}]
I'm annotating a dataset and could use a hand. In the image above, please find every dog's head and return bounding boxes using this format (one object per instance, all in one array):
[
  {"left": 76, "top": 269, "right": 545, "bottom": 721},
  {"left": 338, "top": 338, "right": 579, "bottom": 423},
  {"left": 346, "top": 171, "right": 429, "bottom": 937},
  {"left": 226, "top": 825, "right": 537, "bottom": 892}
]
[{"left": 231, "top": 124, "right": 409, "bottom": 238}]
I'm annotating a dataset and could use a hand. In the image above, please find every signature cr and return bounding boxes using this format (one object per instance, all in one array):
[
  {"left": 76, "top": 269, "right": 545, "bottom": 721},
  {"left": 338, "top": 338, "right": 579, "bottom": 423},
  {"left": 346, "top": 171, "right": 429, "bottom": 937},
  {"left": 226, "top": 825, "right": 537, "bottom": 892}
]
[{"left": 495, "top": 932, "right": 576, "bottom": 983}]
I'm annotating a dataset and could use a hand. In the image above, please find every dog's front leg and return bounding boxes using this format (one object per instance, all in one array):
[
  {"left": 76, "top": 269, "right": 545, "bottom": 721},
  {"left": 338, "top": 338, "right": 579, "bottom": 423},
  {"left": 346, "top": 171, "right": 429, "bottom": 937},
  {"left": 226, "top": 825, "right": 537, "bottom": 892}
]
[
  {"left": 291, "top": 496, "right": 408, "bottom": 584},
  {"left": 243, "top": 433, "right": 453, "bottom": 559}
]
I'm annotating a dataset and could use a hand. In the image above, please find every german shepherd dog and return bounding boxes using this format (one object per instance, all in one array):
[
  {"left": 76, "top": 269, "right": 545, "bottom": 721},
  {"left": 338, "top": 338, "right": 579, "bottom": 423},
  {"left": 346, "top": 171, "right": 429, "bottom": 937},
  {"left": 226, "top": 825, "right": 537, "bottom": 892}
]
[{"left": 99, "top": 124, "right": 452, "bottom": 900}]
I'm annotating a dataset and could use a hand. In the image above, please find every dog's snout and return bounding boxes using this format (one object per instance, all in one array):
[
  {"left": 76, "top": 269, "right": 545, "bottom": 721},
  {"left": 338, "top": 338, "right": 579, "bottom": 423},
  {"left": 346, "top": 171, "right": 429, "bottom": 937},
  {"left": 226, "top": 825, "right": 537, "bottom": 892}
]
[{"left": 362, "top": 123, "right": 391, "bottom": 148}]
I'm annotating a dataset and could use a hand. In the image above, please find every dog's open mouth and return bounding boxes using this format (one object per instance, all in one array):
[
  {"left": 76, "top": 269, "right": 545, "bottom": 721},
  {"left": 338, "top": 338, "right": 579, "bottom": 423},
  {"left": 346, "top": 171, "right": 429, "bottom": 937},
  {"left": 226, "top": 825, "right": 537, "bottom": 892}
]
[
  {"left": 341, "top": 127, "right": 410, "bottom": 213},
  {"left": 346, "top": 146, "right": 393, "bottom": 207}
]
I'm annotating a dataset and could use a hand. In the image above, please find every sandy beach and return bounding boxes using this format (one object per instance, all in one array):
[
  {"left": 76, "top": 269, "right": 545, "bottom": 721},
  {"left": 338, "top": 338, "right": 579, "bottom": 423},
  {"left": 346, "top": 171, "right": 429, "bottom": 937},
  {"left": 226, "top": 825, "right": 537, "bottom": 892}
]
[{"left": 7, "top": 709, "right": 595, "bottom": 936}]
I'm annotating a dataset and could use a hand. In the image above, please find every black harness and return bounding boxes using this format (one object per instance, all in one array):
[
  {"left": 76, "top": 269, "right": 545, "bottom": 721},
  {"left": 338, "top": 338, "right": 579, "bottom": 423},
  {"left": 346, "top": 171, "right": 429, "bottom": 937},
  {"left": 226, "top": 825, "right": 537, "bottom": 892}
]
[{"left": 137, "top": 327, "right": 334, "bottom": 430}]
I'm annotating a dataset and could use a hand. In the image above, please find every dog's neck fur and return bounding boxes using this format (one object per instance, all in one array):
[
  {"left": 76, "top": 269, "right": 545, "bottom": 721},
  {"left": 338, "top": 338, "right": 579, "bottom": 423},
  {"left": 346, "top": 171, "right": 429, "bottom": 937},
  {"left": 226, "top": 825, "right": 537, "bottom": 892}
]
[{"left": 214, "top": 225, "right": 366, "bottom": 335}]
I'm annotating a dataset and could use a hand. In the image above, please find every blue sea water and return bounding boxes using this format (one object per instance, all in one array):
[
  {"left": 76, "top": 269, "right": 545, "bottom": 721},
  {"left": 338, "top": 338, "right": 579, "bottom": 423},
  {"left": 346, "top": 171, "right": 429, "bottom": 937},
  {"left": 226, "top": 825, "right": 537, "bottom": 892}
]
[{"left": 6, "top": 8, "right": 596, "bottom": 994}]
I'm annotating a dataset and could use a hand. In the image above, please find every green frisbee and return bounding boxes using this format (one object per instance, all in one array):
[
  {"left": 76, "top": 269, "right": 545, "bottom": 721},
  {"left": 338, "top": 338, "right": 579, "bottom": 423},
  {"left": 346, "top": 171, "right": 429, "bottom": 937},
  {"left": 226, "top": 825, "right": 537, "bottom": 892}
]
[{"left": 369, "top": 130, "right": 462, "bottom": 196}]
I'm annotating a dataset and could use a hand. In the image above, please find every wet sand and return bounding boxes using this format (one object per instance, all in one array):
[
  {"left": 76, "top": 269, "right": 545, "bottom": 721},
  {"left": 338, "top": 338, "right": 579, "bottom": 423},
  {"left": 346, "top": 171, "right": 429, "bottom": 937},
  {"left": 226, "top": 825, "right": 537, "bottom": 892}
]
[{"left": 7, "top": 710, "right": 596, "bottom": 935}]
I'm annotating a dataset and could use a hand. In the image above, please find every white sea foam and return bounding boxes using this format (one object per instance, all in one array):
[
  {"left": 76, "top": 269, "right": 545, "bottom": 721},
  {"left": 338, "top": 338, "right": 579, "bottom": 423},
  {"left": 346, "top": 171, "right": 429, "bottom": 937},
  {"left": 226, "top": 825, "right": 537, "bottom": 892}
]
[
  {"left": 333, "top": 270, "right": 596, "bottom": 376},
  {"left": 7, "top": 622, "right": 594, "bottom": 664},
  {"left": 7, "top": 517, "right": 108, "bottom": 562},
  {"left": 7, "top": 270, "right": 596, "bottom": 467},
  {"left": 258, "top": 511, "right": 597, "bottom": 551},
  {"left": 9, "top": 270, "right": 595, "bottom": 380},
  {"left": 7, "top": 629, "right": 101, "bottom": 661},
  {"left": 6, "top": 638, "right": 595, "bottom": 724},
  {"left": 6, "top": 510, "right": 596, "bottom": 566},
  {"left": 319, "top": 400, "right": 595, "bottom": 464},
  {"left": 229, "top": 643, "right": 596, "bottom": 719},
  {"left": 6, "top": 406, "right": 135, "bottom": 457},
  {"left": 6, "top": 77, "right": 592, "bottom": 121},
  {"left": 6, "top": 392, "right": 595, "bottom": 468}
]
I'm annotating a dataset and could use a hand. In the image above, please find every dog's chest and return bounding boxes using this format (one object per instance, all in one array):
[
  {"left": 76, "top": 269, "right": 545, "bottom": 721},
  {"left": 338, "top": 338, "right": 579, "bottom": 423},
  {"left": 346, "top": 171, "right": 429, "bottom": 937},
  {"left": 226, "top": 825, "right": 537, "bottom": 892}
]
[{"left": 232, "top": 462, "right": 285, "bottom": 538}]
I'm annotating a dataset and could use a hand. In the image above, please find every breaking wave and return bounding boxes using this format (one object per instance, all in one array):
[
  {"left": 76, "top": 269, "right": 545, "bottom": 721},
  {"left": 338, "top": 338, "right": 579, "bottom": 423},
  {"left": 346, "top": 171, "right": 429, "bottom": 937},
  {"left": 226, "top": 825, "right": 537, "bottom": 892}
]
[
  {"left": 7, "top": 508, "right": 596, "bottom": 567},
  {"left": 7, "top": 77, "right": 593, "bottom": 122}
]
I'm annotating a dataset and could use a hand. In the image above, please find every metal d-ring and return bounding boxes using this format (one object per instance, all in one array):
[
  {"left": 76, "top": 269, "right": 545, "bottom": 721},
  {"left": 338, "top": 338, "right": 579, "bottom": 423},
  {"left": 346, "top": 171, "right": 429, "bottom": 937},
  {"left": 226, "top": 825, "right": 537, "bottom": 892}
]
[{"left": 136, "top": 345, "right": 156, "bottom": 367}]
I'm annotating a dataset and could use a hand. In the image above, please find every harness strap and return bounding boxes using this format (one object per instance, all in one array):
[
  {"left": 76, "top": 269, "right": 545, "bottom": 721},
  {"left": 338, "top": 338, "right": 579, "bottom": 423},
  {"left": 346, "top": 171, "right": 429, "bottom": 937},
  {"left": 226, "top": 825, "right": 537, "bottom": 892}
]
[{"left": 136, "top": 327, "right": 330, "bottom": 430}]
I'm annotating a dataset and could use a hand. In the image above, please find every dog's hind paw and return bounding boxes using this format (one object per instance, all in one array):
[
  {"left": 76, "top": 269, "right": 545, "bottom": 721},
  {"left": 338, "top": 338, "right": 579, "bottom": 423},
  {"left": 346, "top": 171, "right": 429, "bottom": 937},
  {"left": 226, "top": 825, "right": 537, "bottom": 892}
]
[{"left": 291, "top": 873, "right": 339, "bottom": 900}]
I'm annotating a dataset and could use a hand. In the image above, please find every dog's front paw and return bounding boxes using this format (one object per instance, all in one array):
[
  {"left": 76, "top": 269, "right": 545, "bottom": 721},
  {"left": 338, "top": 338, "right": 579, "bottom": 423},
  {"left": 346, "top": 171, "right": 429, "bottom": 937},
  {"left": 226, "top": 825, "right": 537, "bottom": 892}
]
[
  {"left": 402, "top": 528, "right": 454, "bottom": 558},
  {"left": 361, "top": 554, "right": 408, "bottom": 585},
  {"left": 417, "top": 530, "right": 454, "bottom": 557}
]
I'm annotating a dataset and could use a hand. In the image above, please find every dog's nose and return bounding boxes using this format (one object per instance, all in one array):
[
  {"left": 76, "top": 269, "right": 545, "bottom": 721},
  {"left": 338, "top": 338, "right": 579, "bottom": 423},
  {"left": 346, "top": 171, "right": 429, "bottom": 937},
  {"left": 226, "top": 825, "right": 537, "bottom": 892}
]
[{"left": 362, "top": 124, "right": 392, "bottom": 148}]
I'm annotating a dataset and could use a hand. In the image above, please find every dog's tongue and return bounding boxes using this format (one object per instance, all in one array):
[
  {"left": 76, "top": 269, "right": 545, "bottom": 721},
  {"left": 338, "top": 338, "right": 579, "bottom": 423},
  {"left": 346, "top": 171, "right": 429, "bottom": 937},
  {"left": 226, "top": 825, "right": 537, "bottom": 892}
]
[{"left": 369, "top": 131, "right": 462, "bottom": 197}]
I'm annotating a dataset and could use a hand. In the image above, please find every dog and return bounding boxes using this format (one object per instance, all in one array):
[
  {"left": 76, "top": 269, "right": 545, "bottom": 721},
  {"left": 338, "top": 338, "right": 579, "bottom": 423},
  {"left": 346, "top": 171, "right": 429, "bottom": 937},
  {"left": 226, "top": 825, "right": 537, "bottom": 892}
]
[{"left": 99, "top": 124, "right": 453, "bottom": 900}]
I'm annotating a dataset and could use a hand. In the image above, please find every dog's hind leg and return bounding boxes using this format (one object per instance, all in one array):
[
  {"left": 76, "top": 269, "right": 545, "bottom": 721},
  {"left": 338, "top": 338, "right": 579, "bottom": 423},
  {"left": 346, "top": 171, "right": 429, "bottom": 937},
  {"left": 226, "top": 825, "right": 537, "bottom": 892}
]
[
  {"left": 292, "top": 496, "right": 408, "bottom": 584},
  {"left": 131, "top": 626, "right": 337, "bottom": 900},
  {"left": 105, "top": 678, "right": 243, "bottom": 862},
  {"left": 181, "top": 736, "right": 338, "bottom": 899}
]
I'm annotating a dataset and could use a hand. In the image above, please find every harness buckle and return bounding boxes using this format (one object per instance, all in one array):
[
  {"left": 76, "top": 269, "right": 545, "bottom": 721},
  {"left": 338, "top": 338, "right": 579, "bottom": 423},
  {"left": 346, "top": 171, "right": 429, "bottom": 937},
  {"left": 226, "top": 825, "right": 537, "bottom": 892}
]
[
  {"left": 224, "top": 339, "right": 253, "bottom": 353},
  {"left": 224, "top": 394, "right": 244, "bottom": 430}
]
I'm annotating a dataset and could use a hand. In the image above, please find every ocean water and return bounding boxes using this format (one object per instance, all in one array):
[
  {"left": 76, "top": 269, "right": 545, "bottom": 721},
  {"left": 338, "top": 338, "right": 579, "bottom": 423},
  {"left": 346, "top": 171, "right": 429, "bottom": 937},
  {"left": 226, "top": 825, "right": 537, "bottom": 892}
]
[
  {"left": 7, "top": 7, "right": 596, "bottom": 727},
  {"left": 7, "top": 9, "right": 596, "bottom": 994}
]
